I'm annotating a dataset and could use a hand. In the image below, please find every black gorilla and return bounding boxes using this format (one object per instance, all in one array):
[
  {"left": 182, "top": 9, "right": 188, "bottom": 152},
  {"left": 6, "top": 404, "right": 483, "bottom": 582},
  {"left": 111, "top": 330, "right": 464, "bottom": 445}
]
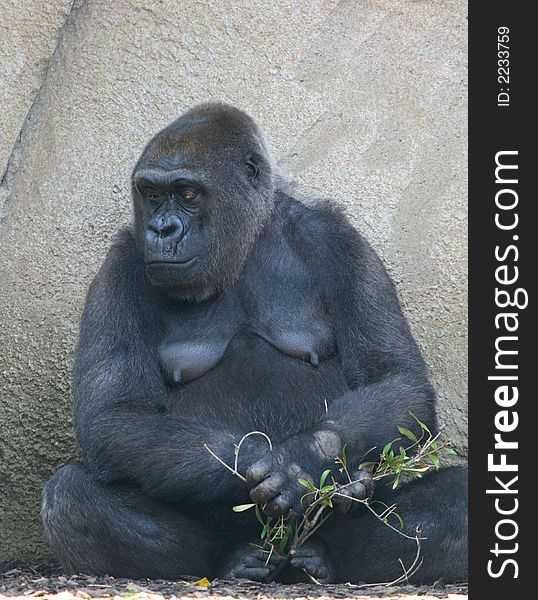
[{"left": 42, "top": 103, "right": 467, "bottom": 584}]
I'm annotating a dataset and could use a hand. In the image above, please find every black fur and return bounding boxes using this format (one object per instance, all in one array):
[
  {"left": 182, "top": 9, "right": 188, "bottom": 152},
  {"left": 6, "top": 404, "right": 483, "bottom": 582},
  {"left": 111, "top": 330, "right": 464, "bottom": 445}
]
[{"left": 42, "top": 103, "right": 467, "bottom": 583}]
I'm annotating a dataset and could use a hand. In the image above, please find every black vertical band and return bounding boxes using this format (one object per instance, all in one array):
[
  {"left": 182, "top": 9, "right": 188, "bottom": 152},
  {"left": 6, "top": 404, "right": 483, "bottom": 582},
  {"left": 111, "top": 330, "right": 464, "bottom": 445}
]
[{"left": 469, "top": 2, "right": 532, "bottom": 596}]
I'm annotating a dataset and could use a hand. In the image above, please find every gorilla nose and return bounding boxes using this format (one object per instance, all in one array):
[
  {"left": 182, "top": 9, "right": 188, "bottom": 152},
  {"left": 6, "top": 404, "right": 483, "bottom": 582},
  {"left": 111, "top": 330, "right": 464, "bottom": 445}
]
[{"left": 148, "top": 215, "right": 184, "bottom": 241}]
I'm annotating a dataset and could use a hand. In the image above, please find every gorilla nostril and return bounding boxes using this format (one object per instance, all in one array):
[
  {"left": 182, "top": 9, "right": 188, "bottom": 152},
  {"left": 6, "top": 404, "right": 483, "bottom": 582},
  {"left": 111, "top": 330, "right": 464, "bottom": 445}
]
[
  {"left": 160, "top": 223, "right": 178, "bottom": 237},
  {"left": 149, "top": 217, "right": 184, "bottom": 240}
]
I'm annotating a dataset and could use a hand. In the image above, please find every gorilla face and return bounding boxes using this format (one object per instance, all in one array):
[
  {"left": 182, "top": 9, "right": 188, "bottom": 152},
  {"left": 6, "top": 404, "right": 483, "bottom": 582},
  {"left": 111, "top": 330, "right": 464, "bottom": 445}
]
[
  {"left": 134, "top": 168, "right": 213, "bottom": 285},
  {"left": 131, "top": 104, "right": 274, "bottom": 300}
]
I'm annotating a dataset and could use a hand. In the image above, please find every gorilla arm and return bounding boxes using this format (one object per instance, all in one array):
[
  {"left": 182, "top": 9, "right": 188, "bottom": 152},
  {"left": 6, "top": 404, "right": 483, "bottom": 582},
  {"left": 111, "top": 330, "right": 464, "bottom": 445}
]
[
  {"left": 317, "top": 207, "right": 437, "bottom": 460},
  {"left": 247, "top": 203, "right": 437, "bottom": 515},
  {"left": 72, "top": 231, "right": 263, "bottom": 506}
]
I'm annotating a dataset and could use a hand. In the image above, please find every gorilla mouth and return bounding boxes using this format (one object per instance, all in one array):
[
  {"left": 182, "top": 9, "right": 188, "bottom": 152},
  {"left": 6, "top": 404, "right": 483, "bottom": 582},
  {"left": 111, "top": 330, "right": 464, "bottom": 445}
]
[
  {"left": 145, "top": 257, "right": 199, "bottom": 287},
  {"left": 146, "top": 257, "right": 197, "bottom": 267}
]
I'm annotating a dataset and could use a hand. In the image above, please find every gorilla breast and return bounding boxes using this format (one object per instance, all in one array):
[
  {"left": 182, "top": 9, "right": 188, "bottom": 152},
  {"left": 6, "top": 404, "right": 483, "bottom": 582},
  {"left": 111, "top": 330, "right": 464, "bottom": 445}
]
[{"left": 156, "top": 215, "right": 337, "bottom": 386}]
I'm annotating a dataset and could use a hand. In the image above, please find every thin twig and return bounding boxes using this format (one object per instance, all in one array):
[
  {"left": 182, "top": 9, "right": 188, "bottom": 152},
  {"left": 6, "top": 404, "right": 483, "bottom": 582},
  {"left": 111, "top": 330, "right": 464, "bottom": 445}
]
[
  {"left": 303, "top": 569, "right": 322, "bottom": 585},
  {"left": 203, "top": 443, "right": 247, "bottom": 482},
  {"left": 233, "top": 431, "right": 273, "bottom": 475},
  {"left": 347, "top": 527, "right": 424, "bottom": 588},
  {"left": 204, "top": 431, "right": 274, "bottom": 483},
  {"left": 332, "top": 492, "right": 422, "bottom": 541}
]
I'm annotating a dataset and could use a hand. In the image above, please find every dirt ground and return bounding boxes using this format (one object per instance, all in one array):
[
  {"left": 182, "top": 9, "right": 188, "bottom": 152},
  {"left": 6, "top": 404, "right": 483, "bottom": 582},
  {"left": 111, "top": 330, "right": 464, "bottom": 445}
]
[{"left": 0, "top": 568, "right": 467, "bottom": 600}]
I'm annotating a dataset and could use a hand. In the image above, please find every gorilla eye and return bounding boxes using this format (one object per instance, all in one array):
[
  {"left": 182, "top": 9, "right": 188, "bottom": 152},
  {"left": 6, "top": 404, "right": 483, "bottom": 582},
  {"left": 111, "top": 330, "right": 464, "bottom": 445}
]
[
  {"left": 145, "top": 189, "right": 160, "bottom": 201},
  {"left": 181, "top": 189, "right": 197, "bottom": 201}
]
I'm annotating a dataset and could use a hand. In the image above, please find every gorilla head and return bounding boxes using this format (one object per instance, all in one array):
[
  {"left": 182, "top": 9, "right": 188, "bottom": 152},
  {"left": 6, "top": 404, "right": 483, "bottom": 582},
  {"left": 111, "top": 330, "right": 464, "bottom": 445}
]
[{"left": 132, "top": 103, "right": 274, "bottom": 300}]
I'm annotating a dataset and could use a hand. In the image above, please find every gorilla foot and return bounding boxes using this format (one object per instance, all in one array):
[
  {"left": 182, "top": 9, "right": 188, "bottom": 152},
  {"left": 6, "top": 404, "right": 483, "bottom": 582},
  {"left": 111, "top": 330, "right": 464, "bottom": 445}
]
[
  {"left": 290, "top": 539, "right": 335, "bottom": 584},
  {"left": 218, "top": 544, "right": 282, "bottom": 582}
]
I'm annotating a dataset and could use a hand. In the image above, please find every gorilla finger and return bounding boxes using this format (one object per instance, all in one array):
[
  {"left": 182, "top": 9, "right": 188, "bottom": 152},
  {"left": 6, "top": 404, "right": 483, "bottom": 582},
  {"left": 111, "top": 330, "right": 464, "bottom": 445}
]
[
  {"left": 289, "top": 508, "right": 304, "bottom": 521},
  {"left": 290, "top": 557, "right": 328, "bottom": 579},
  {"left": 290, "top": 545, "right": 321, "bottom": 558},
  {"left": 244, "top": 549, "right": 281, "bottom": 566},
  {"left": 351, "top": 468, "right": 375, "bottom": 498},
  {"left": 233, "top": 566, "right": 271, "bottom": 581},
  {"left": 264, "top": 492, "right": 293, "bottom": 517},
  {"left": 347, "top": 481, "right": 368, "bottom": 501},
  {"left": 246, "top": 455, "right": 273, "bottom": 486},
  {"left": 333, "top": 488, "right": 352, "bottom": 513},
  {"left": 249, "top": 473, "right": 286, "bottom": 504},
  {"left": 290, "top": 555, "right": 324, "bottom": 568},
  {"left": 351, "top": 469, "right": 374, "bottom": 486},
  {"left": 289, "top": 498, "right": 308, "bottom": 521}
]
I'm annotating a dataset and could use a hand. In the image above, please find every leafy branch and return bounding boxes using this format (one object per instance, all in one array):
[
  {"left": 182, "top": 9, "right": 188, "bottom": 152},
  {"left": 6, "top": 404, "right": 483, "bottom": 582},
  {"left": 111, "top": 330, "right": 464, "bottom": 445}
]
[
  {"left": 205, "top": 414, "right": 456, "bottom": 585},
  {"left": 360, "top": 412, "right": 457, "bottom": 489}
]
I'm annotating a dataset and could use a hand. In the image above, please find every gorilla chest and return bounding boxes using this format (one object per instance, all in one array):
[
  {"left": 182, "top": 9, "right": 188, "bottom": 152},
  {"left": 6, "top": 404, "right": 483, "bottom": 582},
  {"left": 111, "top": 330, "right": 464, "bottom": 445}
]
[{"left": 158, "top": 290, "right": 336, "bottom": 386}]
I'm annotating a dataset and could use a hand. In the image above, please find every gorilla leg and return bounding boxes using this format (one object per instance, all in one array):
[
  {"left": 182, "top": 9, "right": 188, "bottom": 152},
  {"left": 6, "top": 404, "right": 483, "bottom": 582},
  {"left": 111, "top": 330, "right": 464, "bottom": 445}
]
[
  {"left": 320, "top": 466, "right": 468, "bottom": 584},
  {"left": 41, "top": 464, "right": 216, "bottom": 579}
]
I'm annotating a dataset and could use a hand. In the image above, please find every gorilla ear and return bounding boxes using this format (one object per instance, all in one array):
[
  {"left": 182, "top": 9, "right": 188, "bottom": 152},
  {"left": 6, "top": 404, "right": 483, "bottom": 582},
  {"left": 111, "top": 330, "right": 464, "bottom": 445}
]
[{"left": 245, "top": 156, "right": 261, "bottom": 186}]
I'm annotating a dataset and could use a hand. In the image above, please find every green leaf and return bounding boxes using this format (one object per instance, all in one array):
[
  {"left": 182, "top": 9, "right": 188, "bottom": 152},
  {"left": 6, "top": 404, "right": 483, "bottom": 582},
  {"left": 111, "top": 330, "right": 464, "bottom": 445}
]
[
  {"left": 255, "top": 504, "right": 265, "bottom": 526},
  {"left": 233, "top": 503, "right": 256, "bottom": 512},
  {"left": 278, "top": 524, "right": 293, "bottom": 554},
  {"left": 320, "top": 485, "right": 335, "bottom": 493},
  {"left": 405, "top": 466, "right": 430, "bottom": 473},
  {"left": 392, "top": 474, "right": 401, "bottom": 489},
  {"left": 397, "top": 427, "right": 418, "bottom": 443},
  {"left": 444, "top": 447, "right": 458, "bottom": 456},
  {"left": 298, "top": 478, "right": 316, "bottom": 492},
  {"left": 382, "top": 440, "right": 394, "bottom": 456},
  {"left": 319, "top": 469, "right": 332, "bottom": 488},
  {"left": 409, "top": 412, "right": 431, "bottom": 435},
  {"left": 341, "top": 444, "right": 348, "bottom": 469},
  {"left": 429, "top": 452, "right": 441, "bottom": 470},
  {"left": 359, "top": 461, "right": 377, "bottom": 470}
]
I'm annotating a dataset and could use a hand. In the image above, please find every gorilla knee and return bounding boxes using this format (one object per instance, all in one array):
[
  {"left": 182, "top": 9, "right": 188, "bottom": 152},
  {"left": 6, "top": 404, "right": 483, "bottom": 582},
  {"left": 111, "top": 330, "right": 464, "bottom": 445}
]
[
  {"left": 41, "top": 464, "right": 93, "bottom": 563},
  {"left": 42, "top": 464, "right": 88, "bottom": 521}
]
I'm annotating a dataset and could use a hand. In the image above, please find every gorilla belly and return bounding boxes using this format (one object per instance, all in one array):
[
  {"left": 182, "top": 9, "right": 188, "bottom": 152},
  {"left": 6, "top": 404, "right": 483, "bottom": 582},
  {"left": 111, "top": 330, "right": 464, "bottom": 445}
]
[{"left": 167, "top": 332, "right": 347, "bottom": 441}]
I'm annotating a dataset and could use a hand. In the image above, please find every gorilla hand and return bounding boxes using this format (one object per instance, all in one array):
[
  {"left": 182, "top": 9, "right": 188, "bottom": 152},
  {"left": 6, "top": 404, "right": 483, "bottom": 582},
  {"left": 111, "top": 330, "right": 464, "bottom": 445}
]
[
  {"left": 246, "top": 430, "right": 342, "bottom": 518},
  {"left": 218, "top": 543, "right": 282, "bottom": 581},
  {"left": 290, "top": 538, "right": 335, "bottom": 583},
  {"left": 331, "top": 467, "right": 375, "bottom": 514}
]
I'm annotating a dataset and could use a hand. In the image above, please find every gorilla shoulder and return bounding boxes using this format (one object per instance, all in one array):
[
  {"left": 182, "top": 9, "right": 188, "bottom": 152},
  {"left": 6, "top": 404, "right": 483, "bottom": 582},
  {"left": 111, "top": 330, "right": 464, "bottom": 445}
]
[{"left": 274, "top": 191, "right": 375, "bottom": 280}]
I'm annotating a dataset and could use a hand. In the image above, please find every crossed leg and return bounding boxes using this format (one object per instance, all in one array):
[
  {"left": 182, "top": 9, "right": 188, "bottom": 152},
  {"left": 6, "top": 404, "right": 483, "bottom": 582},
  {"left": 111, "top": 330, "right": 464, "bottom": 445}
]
[
  {"left": 42, "top": 464, "right": 467, "bottom": 583},
  {"left": 41, "top": 464, "right": 216, "bottom": 579}
]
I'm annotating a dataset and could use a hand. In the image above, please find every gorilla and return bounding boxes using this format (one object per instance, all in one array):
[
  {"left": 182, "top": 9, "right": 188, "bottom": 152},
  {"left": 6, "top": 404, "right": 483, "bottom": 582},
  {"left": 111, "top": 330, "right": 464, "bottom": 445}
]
[{"left": 42, "top": 103, "right": 467, "bottom": 584}]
